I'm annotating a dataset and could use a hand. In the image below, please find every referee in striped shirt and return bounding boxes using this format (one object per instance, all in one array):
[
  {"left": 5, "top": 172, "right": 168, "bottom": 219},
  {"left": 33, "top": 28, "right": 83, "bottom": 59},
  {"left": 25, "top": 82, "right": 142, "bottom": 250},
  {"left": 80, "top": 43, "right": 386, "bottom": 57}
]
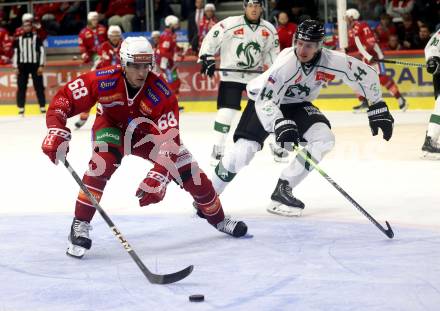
[{"left": 13, "top": 20, "right": 46, "bottom": 116}]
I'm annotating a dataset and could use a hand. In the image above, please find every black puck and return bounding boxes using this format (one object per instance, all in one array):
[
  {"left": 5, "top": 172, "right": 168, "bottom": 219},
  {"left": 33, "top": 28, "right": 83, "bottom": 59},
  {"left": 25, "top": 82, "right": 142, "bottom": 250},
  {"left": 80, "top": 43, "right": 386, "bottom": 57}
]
[{"left": 189, "top": 294, "right": 204, "bottom": 302}]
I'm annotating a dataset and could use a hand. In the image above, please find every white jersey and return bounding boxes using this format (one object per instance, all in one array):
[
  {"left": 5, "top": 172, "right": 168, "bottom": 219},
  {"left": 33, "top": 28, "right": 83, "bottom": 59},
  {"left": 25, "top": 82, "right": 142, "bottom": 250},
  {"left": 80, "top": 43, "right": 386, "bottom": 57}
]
[
  {"left": 425, "top": 28, "right": 440, "bottom": 60},
  {"left": 198, "top": 15, "right": 280, "bottom": 83},
  {"left": 247, "top": 47, "right": 384, "bottom": 132}
]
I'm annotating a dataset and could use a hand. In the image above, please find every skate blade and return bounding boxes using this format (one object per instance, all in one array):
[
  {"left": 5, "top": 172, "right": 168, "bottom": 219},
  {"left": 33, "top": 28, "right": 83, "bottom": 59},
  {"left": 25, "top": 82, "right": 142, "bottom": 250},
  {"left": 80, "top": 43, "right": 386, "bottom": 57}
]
[
  {"left": 267, "top": 201, "right": 303, "bottom": 217},
  {"left": 273, "top": 156, "right": 289, "bottom": 163},
  {"left": 66, "top": 243, "right": 87, "bottom": 259},
  {"left": 421, "top": 152, "right": 440, "bottom": 160}
]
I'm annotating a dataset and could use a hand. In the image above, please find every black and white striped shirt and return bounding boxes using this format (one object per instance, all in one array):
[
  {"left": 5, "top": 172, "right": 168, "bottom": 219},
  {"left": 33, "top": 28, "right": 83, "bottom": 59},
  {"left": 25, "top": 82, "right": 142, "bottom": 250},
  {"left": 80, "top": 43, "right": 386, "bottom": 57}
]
[{"left": 13, "top": 32, "right": 45, "bottom": 67}]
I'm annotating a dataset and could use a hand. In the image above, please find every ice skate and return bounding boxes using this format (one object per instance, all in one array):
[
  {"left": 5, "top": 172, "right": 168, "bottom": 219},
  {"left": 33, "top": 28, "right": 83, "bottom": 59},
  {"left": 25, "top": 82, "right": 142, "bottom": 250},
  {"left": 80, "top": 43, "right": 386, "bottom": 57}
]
[
  {"left": 269, "top": 142, "right": 289, "bottom": 163},
  {"left": 210, "top": 144, "right": 224, "bottom": 166},
  {"left": 398, "top": 97, "right": 408, "bottom": 112},
  {"left": 66, "top": 218, "right": 92, "bottom": 258},
  {"left": 18, "top": 108, "right": 24, "bottom": 117},
  {"left": 352, "top": 99, "right": 368, "bottom": 113},
  {"left": 421, "top": 134, "right": 440, "bottom": 160},
  {"left": 40, "top": 106, "right": 46, "bottom": 114},
  {"left": 74, "top": 119, "right": 87, "bottom": 129},
  {"left": 216, "top": 216, "right": 247, "bottom": 237},
  {"left": 267, "top": 179, "right": 305, "bottom": 217}
]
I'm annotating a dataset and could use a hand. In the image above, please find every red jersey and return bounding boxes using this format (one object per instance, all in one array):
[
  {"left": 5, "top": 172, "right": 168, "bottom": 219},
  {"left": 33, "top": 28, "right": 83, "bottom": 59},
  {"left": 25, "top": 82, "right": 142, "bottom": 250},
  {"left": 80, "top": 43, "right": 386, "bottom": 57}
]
[
  {"left": 156, "top": 29, "right": 182, "bottom": 70},
  {"left": 277, "top": 23, "right": 297, "bottom": 50},
  {"left": 348, "top": 21, "right": 382, "bottom": 60},
  {"left": 78, "top": 25, "right": 107, "bottom": 63},
  {"left": 46, "top": 66, "right": 180, "bottom": 144},
  {"left": 96, "top": 41, "right": 121, "bottom": 69},
  {"left": 198, "top": 16, "right": 218, "bottom": 51},
  {"left": 0, "top": 28, "right": 13, "bottom": 64},
  {"left": 375, "top": 23, "right": 397, "bottom": 50},
  {"left": 14, "top": 24, "right": 47, "bottom": 41}
]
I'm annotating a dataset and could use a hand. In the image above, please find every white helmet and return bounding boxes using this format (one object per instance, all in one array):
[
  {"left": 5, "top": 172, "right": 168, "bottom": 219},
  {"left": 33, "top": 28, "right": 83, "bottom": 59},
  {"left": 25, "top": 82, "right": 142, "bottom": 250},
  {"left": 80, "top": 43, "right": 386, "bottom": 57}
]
[
  {"left": 151, "top": 30, "right": 161, "bottom": 38},
  {"left": 345, "top": 8, "right": 360, "bottom": 20},
  {"left": 204, "top": 4, "right": 216, "bottom": 12},
  {"left": 164, "top": 15, "right": 179, "bottom": 27},
  {"left": 107, "top": 25, "right": 122, "bottom": 37},
  {"left": 22, "top": 13, "right": 33, "bottom": 23},
  {"left": 87, "top": 11, "right": 99, "bottom": 21},
  {"left": 119, "top": 37, "right": 154, "bottom": 67}
]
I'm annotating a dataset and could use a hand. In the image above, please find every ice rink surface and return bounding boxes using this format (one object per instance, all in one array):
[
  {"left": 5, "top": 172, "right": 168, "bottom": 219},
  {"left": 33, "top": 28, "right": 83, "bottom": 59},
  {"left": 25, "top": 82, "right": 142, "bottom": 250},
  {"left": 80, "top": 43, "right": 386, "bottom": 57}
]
[{"left": 1, "top": 110, "right": 439, "bottom": 310}]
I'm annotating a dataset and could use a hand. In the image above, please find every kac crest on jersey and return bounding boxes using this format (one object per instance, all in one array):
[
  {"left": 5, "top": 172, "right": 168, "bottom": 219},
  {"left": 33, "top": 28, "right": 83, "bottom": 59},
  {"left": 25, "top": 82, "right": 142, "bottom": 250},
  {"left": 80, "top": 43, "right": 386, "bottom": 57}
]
[{"left": 236, "top": 41, "right": 261, "bottom": 69}]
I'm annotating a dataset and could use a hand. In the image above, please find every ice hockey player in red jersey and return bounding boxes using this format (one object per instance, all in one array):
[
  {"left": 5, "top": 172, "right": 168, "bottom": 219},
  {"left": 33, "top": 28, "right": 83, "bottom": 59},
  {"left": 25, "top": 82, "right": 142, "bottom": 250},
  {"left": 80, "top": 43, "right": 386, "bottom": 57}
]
[
  {"left": 156, "top": 15, "right": 183, "bottom": 96},
  {"left": 78, "top": 11, "right": 107, "bottom": 66},
  {"left": 345, "top": 8, "right": 407, "bottom": 112},
  {"left": 41, "top": 36, "right": 248, "bottom": 258},
  {"left": 74, "top": 26, "right": 123, "bottom": 130},
  {"left": 96, "top": 25, "right": 123, "bottom": 69}
]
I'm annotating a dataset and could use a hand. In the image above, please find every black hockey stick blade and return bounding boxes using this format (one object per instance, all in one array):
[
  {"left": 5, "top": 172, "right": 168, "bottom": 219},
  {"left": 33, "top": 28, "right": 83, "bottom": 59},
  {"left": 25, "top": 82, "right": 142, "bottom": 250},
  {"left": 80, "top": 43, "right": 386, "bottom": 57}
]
[
  {"left": 384, "top": 221, "right": 394, "bottom": 239},
  {"left": 148, "top": 265, "right": 194, "bottom": 285}
]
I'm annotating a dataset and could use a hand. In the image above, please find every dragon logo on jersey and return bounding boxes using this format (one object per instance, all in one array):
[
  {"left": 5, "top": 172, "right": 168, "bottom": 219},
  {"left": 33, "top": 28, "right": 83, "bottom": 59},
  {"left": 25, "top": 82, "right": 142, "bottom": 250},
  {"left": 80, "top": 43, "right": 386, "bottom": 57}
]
[
  {"left": 236, "top": 41, "right": 261, "bottom": 69},
  {"left": 285, "top": 83, "right": 311, "bottom": 98}
]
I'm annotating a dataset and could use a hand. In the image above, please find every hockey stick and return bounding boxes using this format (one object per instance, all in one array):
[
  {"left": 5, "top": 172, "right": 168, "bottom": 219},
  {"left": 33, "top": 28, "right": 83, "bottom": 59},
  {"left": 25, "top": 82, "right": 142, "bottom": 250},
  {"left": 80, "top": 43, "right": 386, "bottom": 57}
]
[
  {"left": 215, "top": 68, "right": 264, "bottom": 74},
  {"left": 373, "top": 58, "right": 426, "bottom": 68},
  {"left": 62, "top": 159, "right": 194, "bottom": 284},
  {"left": 293, "top": 146, "right": 394, "bottom": 239}
]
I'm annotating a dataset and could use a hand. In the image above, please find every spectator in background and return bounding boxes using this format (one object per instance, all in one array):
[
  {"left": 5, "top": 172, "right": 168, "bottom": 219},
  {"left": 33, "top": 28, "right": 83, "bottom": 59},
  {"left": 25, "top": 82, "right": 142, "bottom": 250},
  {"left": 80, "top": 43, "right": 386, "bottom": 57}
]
[
  {"left": 154, "top": 0, "right": 175, "bottom": 30},
  {"left": 33, "top": 2, "right": 67, "bottom": 35},
  {"left": 386, "top": 34, "right": 402, "bottom": 50},
  {"left": 14, "top": 13, "right": 47, "bottom": 40},
  {"left": 386, "top": 0, "right": 415, "bottom": 23},
  {"left": 78, "top": 12, "right": 107, "bottom": 66},
  {"left": 187, "top": 0, "right": 204, "bottom": 53},
  {"left": 0, "top": 26, "right": 13, "bottom": 64},
  {"left": 58, "top": 1, "right": 85, "bottom": 35},
  {"left": 105, "top": 0, "right": 136, "bottom": 32},
  {"left": 397, "top": 13, "right": 418, "bottom": 49},
  {"left": 355, "top": 0, "right": 384, "bottom": 20},
  {"left": 413, "top": 25, "right": 432, "bottom": 49},
  {"left": 276, "top": 11, "right": 297, "bottom": 50},
  {"left": 413, "top": 0, "right": 440, "bottom": 32},
  {"left": 198, "top": 4, "right": 218, "bottom": 52},
  {"left": 375, "top": 14, "right": 397, "bottom": 50},
  {"left": 13, "top": 21, "right": 46, "bottom": 116}
]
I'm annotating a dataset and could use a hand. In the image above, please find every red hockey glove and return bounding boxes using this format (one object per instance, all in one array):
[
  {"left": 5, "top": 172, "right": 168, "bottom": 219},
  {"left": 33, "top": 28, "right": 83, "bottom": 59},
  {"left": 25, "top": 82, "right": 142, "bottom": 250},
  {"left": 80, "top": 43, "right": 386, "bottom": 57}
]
[
  {"left": 42, "top": 127, "right": 71, "bottom": 164},
  {"left": 136, "top": 169, "right": 170, "bottom": 207}
]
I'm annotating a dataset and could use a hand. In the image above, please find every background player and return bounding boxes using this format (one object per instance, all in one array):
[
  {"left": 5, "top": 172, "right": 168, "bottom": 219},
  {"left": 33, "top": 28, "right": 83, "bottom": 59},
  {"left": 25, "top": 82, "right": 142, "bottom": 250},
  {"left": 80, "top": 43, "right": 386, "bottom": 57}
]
[
  {"left": 345, "top": 8, "right": 407, "bottom": 112},
  {"left": 198, "top": 0, "right": 280, "bottom": 165}
]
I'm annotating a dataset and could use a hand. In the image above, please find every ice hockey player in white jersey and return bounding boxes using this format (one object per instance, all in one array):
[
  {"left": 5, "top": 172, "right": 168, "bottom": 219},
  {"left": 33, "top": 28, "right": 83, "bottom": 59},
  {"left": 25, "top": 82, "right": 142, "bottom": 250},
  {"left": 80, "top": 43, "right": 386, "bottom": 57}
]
[
  {"left": 198, "top": 0, "right": 280, "bottom": 165},
  {"left": 421, "top": 28, "right": 440, "bottom": 159},
  {"left": 210, "top": 20, "right": 395, "bottom": 217}
]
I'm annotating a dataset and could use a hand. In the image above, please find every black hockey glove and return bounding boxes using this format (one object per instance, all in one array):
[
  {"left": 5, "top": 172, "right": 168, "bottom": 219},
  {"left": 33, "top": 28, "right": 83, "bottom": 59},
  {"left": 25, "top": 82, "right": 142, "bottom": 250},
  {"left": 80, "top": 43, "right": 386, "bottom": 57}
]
[
  {"left": 200, "top": 54, "right": 215, "bottom": 77},
  {"left": 274, "top": 118, "right": 300, "bottom": 151},
  {"left": 426, "top": 56, "right": 440, "bottom": 75},
  {"left": 367, "top": 101, "right": 394, "bottom": 141}
]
